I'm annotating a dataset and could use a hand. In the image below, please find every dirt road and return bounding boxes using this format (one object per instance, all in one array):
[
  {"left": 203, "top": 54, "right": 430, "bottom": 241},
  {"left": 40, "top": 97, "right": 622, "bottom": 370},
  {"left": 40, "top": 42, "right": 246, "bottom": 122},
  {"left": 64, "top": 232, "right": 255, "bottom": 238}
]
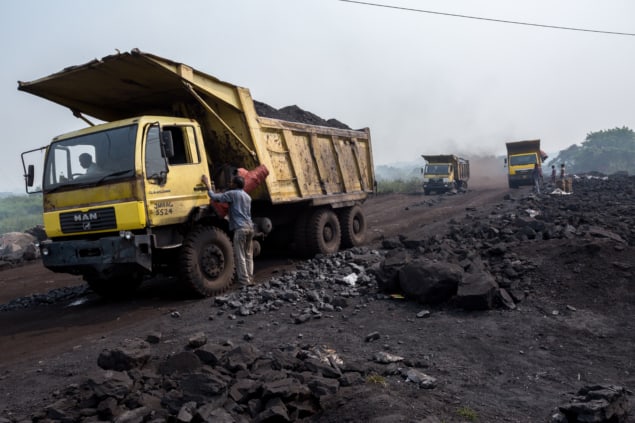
[{"left": 0, "top": 188, "right": 497, "bottom": 366}]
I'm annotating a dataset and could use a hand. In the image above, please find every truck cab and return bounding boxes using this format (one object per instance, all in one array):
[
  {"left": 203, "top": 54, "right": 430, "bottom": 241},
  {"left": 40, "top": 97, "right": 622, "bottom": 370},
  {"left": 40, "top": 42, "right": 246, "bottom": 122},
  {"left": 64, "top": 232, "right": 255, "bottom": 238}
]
[
  {"left": 421, "top": 154, "right": 469, "bottom": 195},
  {"left": 22, "top": 116, "right": 213, "bottom": 289}
]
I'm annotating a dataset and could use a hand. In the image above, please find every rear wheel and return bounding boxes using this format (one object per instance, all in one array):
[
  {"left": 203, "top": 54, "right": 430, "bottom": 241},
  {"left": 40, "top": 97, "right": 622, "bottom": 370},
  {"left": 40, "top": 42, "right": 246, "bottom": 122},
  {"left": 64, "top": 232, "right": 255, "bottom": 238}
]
[
  {"left": 307, "top": 208, "right": 341, "bottom": 256},
  {"left": 338, "top": 205, "right": 367, "bottom": 248},
  {"left": 180, "top": 226, "right": 234, "bottom": 297}
]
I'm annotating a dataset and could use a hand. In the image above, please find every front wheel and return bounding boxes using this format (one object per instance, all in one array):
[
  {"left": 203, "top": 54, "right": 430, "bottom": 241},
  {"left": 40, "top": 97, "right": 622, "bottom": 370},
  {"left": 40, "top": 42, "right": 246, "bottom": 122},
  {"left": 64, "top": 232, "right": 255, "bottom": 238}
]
[{"left": 180, "top": 226, "right": 235, "bottom": 297}]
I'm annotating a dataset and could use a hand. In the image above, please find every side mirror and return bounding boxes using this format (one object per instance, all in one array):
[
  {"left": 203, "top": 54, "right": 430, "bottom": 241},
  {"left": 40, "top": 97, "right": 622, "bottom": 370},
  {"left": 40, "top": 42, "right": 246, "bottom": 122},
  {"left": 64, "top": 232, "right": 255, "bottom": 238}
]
[
  {"left": 26, "top": 164, "right": 35, "bottom": 187},
  {"left": 161, "top": 131, "right": 175, "bottom": 159}
]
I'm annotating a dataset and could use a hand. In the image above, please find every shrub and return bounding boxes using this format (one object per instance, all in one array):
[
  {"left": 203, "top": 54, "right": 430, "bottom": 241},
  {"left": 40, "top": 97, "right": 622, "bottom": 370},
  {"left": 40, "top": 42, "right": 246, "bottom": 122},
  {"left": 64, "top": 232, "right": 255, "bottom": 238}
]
[
  {"left": 375, "top": 177, "right": 421, "bottom": 194},
  {"left": 0, "top": 194, "right": 43, "bottom": 233}
]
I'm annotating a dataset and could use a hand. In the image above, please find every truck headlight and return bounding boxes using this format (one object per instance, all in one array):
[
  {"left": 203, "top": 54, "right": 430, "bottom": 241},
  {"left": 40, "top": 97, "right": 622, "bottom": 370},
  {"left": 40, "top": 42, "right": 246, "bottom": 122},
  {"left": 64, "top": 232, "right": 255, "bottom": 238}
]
[
  {"left": 41, "top": 247, "right": 49, "bottom": 256},
  {"left": 119, "top": 231, "right": 133, "bottom": 240}
]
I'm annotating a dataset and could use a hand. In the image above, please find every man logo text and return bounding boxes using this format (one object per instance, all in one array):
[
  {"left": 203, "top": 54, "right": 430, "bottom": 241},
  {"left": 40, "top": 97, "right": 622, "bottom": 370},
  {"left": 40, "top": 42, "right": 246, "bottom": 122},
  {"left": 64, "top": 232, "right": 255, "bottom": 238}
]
[{"left": 73, "top": 212, "right": 98, "bottom": 222}]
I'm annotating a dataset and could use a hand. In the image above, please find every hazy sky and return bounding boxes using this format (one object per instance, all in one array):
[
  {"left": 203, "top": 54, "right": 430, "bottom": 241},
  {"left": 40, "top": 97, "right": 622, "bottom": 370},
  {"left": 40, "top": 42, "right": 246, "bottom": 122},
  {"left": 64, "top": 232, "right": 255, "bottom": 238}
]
[{"left": 1, "top": 0, "right": 633, "bottom": 192}]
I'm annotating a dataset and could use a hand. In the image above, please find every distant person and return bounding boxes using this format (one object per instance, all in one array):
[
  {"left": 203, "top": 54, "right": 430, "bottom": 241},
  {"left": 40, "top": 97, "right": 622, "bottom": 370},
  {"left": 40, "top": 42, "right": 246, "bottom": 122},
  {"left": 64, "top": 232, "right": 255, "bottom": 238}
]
[
  {"left": 532, "top": 163, "right": 541, "bottom": 194},
  {"left": 551, "top": 165, "right": 556, "bottom": 185},
  {"left": 560, "top": 163, "right": 566, "bottom": 180},
  {"left": 79, "top": 153, "right": 100, "bottom": 175}
]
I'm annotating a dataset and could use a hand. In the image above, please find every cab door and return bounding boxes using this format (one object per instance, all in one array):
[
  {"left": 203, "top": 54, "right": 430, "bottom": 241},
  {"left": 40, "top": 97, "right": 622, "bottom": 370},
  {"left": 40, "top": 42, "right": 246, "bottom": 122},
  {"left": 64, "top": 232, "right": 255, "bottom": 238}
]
[{"left": 144, "top": 123, "right": 209, "bottom": 228}]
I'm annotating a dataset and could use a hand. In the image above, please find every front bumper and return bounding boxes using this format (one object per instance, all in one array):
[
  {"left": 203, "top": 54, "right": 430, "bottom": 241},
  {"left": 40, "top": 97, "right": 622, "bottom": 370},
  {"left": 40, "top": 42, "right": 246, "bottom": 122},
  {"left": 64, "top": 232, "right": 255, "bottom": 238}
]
[
  {"left": 423, "top": 181, "right": 454, "bottom": 192},
  {"left": 509, "top": 173, "right": 533, "bottom": 186},
  {"left": 40, "top": 234, "right": 152, "bottom": 276}
]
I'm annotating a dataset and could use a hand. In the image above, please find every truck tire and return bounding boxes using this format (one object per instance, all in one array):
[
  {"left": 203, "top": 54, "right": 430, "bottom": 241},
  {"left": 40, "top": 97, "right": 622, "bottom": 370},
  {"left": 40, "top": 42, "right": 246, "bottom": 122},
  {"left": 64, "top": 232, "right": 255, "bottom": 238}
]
[
  {"left": 338, "top": 205, "right": 367, "bottom": 248},
  {"left": 180, "top": 226, "right": 235, "bottom": 297},
  {"left": 307, "top": 208, "right": 341, "bottom": 256}
]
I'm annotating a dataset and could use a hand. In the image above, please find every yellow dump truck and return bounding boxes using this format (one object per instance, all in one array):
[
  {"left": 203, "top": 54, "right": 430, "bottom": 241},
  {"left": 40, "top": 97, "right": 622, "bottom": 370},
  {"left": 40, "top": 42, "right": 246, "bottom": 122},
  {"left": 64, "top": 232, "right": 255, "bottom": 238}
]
[
  {"left": 19, "top": 49, "right": 374, "bottom": 297},
  {"left": 421, "top": 155, "right": 470, "bottom": 195},
  {"left": 504, "top": 140, "right": 548, "bottom": 188}
]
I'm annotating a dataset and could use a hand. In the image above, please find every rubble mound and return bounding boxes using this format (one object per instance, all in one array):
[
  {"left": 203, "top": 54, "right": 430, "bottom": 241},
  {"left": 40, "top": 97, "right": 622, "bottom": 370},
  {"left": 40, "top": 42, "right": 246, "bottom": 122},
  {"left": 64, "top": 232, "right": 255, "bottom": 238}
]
[{"left": 32, "top": 339, "right": 365, "bottom": 422}]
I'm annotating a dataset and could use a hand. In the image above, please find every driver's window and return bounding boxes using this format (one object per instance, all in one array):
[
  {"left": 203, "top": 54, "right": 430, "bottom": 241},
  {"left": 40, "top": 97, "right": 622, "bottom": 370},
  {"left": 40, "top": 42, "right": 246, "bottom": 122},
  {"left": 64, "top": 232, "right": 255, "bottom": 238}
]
[
  {"left": 44, "top": 147, "right": 71, "bottom": 185},
  {"left": 145, "top": 126, "right": 165, "bottom": 179}
]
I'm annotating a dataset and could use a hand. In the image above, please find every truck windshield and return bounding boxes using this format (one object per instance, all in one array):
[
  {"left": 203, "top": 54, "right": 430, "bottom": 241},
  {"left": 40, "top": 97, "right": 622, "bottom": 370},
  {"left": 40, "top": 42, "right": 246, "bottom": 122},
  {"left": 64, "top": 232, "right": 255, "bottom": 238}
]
[
  {"left": 43, "top": 124, "right": 137, "bottom": 190},
  {"left": 425, "top": 164, "right": 450, "bottom": 174},
  {"left": 509, "top": 154, "right": 537, "bottom": 166}
]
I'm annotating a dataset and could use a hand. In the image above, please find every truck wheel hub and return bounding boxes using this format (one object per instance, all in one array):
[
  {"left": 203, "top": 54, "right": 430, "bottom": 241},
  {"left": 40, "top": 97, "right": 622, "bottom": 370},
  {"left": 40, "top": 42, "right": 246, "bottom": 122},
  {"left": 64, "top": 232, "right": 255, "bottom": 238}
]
[
  {"left": 352, "top": 219, "right": 361, "bottom": 233},
  {"left": 201, "top": 245, "right": 225, "bottom": 278},
  {"left": 323, "top": 226, "right": 334, "bottom": 242}
]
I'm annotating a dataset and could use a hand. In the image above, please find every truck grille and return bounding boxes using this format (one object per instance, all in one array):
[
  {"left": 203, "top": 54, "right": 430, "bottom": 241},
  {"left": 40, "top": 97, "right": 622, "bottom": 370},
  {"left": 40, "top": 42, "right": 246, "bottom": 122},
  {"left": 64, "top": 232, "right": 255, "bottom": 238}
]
[{"left": 59, "top": 207, "right": 117, "bottom": 233}]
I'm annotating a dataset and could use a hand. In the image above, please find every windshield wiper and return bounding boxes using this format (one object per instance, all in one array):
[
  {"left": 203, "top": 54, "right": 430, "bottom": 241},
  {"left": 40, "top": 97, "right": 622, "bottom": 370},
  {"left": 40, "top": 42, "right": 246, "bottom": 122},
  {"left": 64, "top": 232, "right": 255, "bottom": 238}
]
[
  {"left": 45, "top": 169, "right": 134, "bottom": 191},
  {"left": 45, "top": 181, "right": 96, "bottom": 192},
  {"left": 95, "top": 169, "right": 134, "bottom": 184}
]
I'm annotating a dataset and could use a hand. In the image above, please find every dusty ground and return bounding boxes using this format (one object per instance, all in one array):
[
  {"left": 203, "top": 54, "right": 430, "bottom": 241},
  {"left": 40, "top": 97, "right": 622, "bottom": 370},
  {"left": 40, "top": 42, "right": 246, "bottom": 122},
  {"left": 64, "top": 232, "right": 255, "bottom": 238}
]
[{"left": 0, "top": 173, "right": 633, "bottom": 422}]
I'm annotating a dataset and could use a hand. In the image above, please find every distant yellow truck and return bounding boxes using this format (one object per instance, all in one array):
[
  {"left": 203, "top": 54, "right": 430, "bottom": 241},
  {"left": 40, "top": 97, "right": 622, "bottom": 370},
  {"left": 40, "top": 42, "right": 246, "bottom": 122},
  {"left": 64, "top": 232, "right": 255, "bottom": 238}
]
[
  {"left": 19, "top": 49, "right": 375, "bottom": 297},
  {"left": 421, "top": 155, "right": 470, "bottom": 195},
  {"left": 504, "top": 140, "right": 548, "bottom": 188}
]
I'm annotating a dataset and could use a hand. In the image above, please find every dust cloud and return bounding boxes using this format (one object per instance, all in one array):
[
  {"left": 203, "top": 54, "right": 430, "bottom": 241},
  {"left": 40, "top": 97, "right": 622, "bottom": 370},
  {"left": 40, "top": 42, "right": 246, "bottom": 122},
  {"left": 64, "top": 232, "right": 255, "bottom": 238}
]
[{"left": 467, "top": 155, "right": 508, "bottom": 189}]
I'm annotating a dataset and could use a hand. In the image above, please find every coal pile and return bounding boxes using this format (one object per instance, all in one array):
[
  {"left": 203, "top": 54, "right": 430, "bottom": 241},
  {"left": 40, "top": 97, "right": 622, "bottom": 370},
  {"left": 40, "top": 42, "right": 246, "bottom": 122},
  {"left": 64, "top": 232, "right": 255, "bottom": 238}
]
[
  {"left": 253, "top": 101, "right": 352, "bottom": 130},
  {"left": 31, "top": 339, "right": 363, "bottom": 422},
  {"left": 373, "top": 173, "right": 635, "bottom": 311}
]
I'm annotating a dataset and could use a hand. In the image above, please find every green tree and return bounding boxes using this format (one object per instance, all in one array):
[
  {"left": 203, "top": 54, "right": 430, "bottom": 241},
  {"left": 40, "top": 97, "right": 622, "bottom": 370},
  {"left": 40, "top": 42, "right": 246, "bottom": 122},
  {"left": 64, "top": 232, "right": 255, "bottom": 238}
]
[{"left": 548, "top": 127, "right": 635, "bottom": 175}]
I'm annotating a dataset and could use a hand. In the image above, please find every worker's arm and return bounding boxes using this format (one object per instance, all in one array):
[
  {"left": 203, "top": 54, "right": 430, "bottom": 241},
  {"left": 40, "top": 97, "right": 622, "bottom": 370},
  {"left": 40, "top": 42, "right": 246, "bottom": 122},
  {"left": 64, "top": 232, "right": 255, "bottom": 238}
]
[
  {"left": 201, "top": 175, "right": 231, "bottom": 203},
  {"left": 201, "top": 174, "right": 214, "bottom": 194}
]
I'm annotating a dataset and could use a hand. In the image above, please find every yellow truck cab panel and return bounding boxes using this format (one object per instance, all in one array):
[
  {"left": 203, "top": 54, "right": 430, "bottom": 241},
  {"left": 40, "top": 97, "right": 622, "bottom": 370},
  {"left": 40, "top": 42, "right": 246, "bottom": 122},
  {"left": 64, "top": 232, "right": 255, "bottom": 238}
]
[{"left": 505, "top": 140, "right": 547, "bottom": 188}]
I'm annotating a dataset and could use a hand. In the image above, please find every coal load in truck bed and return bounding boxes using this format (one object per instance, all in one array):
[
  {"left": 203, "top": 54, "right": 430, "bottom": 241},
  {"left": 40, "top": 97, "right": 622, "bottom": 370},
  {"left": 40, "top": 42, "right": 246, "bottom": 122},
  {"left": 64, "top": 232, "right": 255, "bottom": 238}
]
[{"left": 254, "top": 100, "right": 351, "bottom": 130}]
